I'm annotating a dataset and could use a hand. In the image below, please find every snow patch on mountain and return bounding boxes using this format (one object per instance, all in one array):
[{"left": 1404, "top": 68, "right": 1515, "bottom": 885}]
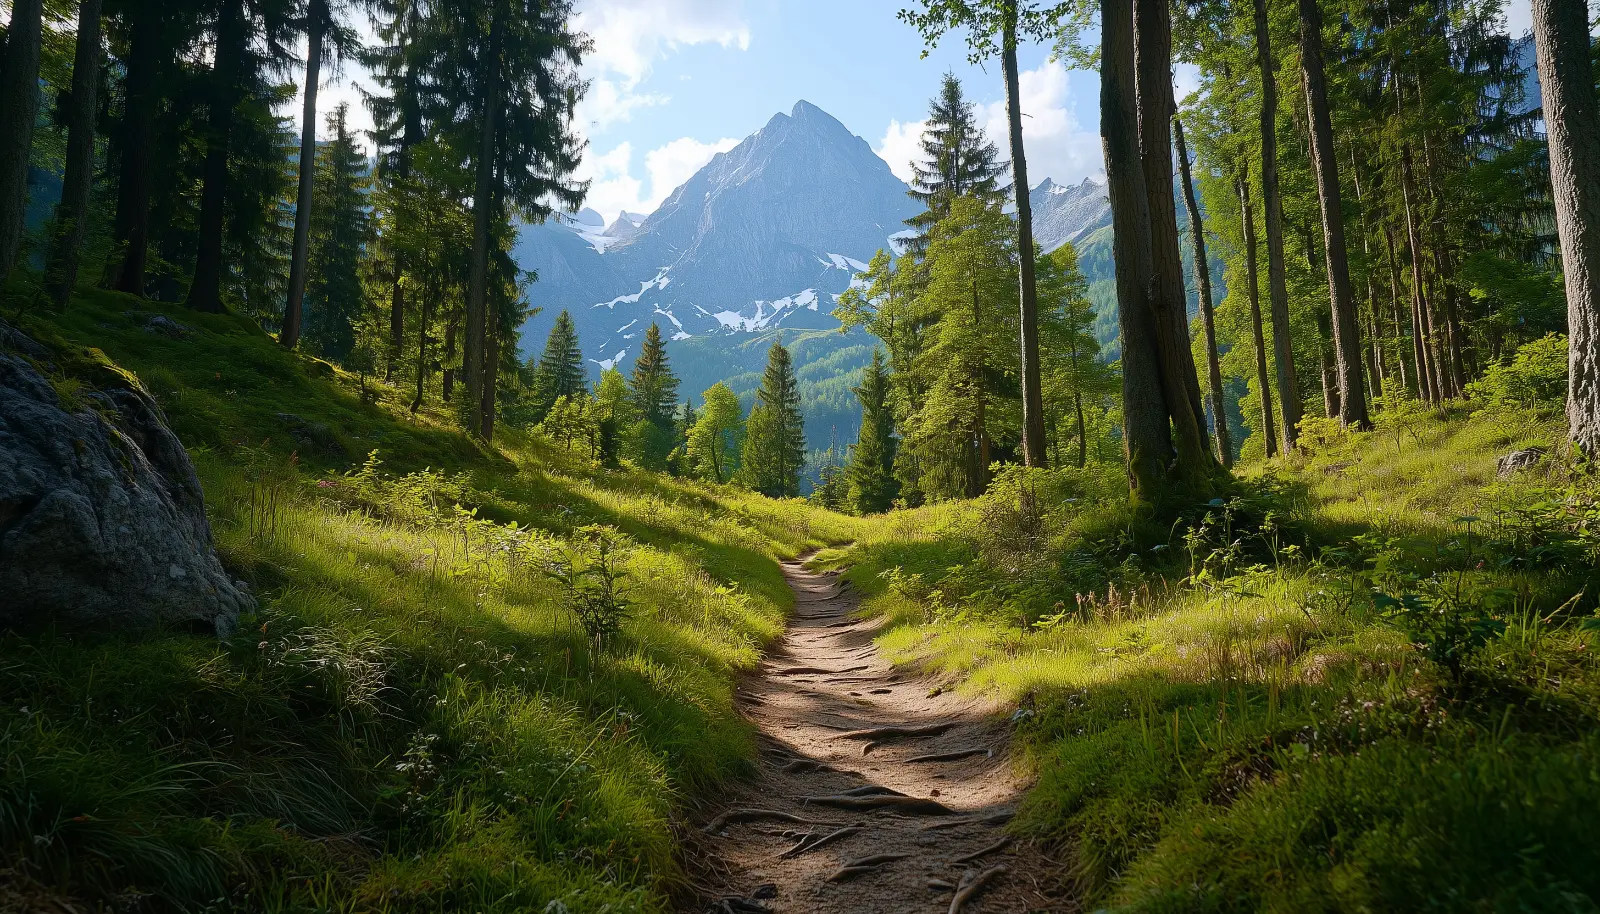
[{"left": 593, "top": 269, "right": 671, "bottom": 309}]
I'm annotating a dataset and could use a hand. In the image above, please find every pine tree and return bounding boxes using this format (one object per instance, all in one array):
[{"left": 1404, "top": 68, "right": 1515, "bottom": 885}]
[
  {"left": 628, "top": 323, "right": 681, "bottom": 427},
  {"left": 626, "top": 323, "right": 680, "bottom": 469},
  {"left": 44, "top": 0, "right": 106, "bottom": 307},
  {"left": 739, "top": 340, "right": 807, "bottom": 498},
  {"left": 302, "top": 105, "right": 372, "bottom": 361},
  {"left": 426, "top": 0, "right": 587, "bottom": 439},
  {"left": 903, "top": 73, "right": 1009, "bottom": 256},
  {"left": 0, "top": 0, "right": 43, "bottom": 286},
  {"left": 688, "top": 382, "right": 744, "bottom": 483},
  {"left": 847, "top": 349, "right": 899, "bottom": 513},
  {"left": 530, "top": 310, "right": 585, "bottom": 423}
]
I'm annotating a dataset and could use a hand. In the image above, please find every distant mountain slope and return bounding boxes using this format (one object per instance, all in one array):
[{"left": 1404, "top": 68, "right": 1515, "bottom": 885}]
[{"left": 514, "top": 101, "right": 917, "bottom": 370}]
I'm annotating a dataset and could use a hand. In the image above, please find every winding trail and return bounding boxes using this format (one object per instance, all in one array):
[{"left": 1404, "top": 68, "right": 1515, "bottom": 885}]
[{"left": 693, "top": 557, "right": 1070, "bottom": 914}]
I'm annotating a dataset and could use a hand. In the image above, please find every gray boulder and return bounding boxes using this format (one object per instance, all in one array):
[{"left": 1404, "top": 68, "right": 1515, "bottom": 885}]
[
  {"left": 1496, "top": 446, "right": 1547, "bottom": 479},
  {"left": 0, "top": 321, "right": 253, "bottom": 636}
]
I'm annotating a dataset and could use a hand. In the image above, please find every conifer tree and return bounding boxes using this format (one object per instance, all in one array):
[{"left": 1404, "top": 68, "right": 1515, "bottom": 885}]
[
  {"left": 530, "top": 310, "right": 585, "bottom": 423},
  {"left": 302, "top": 105, "right": 372, "bottom": 361},
  {"left": 847, "top": 349, "right": 899, "bottom": 513},
  {"left": 904, "top": 73, "right": 1009, "bottom": 256},
  {"left": 0, "top": 0, "right": 43, "bottom": 286},
  {"left": 739, "top": 340, "right": 807, "bottom": 498},
  {"left": 628, "top": 323, "right": 681, "bottom": 427},
  {"left": 44, "top": 0, "right": 106, "bottom": 307}
]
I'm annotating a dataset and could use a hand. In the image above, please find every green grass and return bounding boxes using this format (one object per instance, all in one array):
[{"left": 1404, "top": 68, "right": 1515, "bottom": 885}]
[
  {"left": 835, "top": 405, "right": 1600, "bottom": 911},
  {"left": 1, "top": 290, "right": 860, "bottom": 912}
]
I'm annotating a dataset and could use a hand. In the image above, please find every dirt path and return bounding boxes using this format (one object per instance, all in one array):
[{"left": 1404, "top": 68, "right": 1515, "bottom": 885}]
[{"left": 692, "top": 557, "right": 1069, "bottom": 914}]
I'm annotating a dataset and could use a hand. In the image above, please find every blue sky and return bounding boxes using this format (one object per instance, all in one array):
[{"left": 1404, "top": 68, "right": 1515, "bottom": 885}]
[{"left": 306, "top": 0, "right": 1534, "bottom": 225}]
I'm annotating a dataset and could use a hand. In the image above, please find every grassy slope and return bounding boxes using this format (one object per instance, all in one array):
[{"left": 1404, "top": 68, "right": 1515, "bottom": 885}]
[
  {"left": 2, "top": 289, "right": 860, "bottom": 912},
  {"left": 829, "top": 407, "right": 1600, "bottom": 911}
]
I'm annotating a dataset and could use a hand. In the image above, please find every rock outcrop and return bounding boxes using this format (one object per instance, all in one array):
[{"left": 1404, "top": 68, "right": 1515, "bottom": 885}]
[{"left": 0, "top": 320, "right": 252, "bottom": 636}]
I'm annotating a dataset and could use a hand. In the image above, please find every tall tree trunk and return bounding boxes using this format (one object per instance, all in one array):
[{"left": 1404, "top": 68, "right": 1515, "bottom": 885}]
[
  {"left": 1298, "top": 0, "right": 1369, "bottom": 428},
  {"left": 464, "top": 9, "right": 503, "bottom": 437},
  {"left": 1254, "top": 0, "right": 1302, "bottom": 450},
  {"left": 282, "top": 0, "right": 326, "bottom": 348},
  {"left": 1102, "top": 0, "right": 1170, "bottom": 495},
  {"left": 386, "top": 68, "right": 423, "bottom": 379},
  {"left": 411, "top": 277, "right": 431, "bottom": 413},
  {"left": 443, "top": 313, "right": 457, "bottom": 400},
  {"left": 0, "top": 0, "right": 44, "bottom": 285},
  {"left": 1175, "top": 116, "right": 1232, "bottom": 466},
  {"left": 45, "top": 0, "right": 105, "bottom": 308},
  {"left": 1074, "top": 390, "right": 1087, "bottom": 468},
  {"left": 1238, "top": 170, "right": 1279, "bottom": 457},
  {"left": 480, "top": 309, "right": 500, "bottom": 442},
  {"left": 113, "top": 6, "right": 158, "bottom": 296},
  {"left": 1317, "top": 308, "right": 1339, "bottom": 417},
  {"left": 186, "top": 1, "right": 246, "bottom": 314},
  {"left": 1350, "top": 149, "right": 1387, "bottom": 398},
  {"left": 1002, "top": 4, "right": 1047, "bottom": 469},
  {"left": 1135, "top": 0, "right": 1216, "bottom": 483},
  {"left": 1385, "top": 222, "right": 1421, "bottom": 397},
  {"left": 1398, "top": 144, "right": 1440, "bottom": 402}
]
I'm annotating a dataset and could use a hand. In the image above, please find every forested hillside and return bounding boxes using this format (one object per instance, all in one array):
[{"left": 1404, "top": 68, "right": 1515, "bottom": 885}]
[{"left": 2, "top": 0, "right": 1599, "bottom": 910}]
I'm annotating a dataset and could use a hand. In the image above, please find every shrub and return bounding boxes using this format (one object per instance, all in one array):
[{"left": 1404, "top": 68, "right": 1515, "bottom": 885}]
[{"left": 1466, "top": 334, "right": 1568, "bottom": 410}]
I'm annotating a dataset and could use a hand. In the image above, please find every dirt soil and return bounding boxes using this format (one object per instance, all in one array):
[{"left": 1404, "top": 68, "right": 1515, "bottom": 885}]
[{"left": 691, "top": 557, "right": 1073, "bottom": 914}]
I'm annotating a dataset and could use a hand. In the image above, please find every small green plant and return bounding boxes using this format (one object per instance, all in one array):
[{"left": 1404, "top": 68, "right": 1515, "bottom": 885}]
[
  {"left": 1375, "top": 587, "right": 1507, "bottom": 683},
  {"left": 539, "top": 526, "right": 634, "bottom": 649}
]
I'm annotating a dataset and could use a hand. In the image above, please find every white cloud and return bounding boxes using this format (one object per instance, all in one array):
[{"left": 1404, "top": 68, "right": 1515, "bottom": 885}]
[
  {"left": 878, "top": 60, "right": 1103, "bottom": 193},
  {"left": 578, "top": 136, "right": 738, "bottom": 224},
  {"left": 575, "top": 0, "right": 750, "bottom": 87},
  {"left": 977, "top": 60, "right": 1103, "bottom": 189},
  {"left": 876, "top": 119, "right": 925, "bottom": 185},
  {"left": 581, "top": 78, "right": 669, "bottom": 132}
]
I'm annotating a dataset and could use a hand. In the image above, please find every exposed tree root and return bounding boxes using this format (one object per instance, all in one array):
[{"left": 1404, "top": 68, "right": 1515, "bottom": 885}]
[
  {"left": 834, "top": 785, "right": 905, "bottom": 797},
  {"left": 920, "top": 809, "right": 1014, "bottom": 830},
  {"left": 825, "top": 853, "right": 912, "bottom": 882},
  {"left": 952, "top": 835, "right": 1012, "bottom": 864},
  {"left": 777, "top": 824, "right": 862, "bottom": 859},
  {"left": 703, "top": 809, "right": 823, "bottom": 833},
  {"left": 835, "top": 722, "right": 955, "bottom": 742},
  {"left": 775, "top": 664, "right": 868, "bottom": 676},
  {"left": 947, "top": 865, "right": 1007, "bottom": 914},
  {"left": 778, "top": 758, "right": 828, "bottom": 774},
  {"left": 802, "top": 794, "right": 954, "bottom": 815},
  {"left": 906, "top": 748, "right": 993, "bottom": 764}
]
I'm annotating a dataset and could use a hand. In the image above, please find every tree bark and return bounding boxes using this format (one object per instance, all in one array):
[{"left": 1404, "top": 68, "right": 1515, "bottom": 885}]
[
  {"left": 45, "top": 0, "right": 105, "bottom": 308},
  {"left": 185, "top": 1, "right": 246, "bottom": 314},
  {"left": 0, "top": 0, "right": 44, "bottom": 285},
  {"left": 1398, "top": 144, "right": 1440, "bottom": 402},
  {"left": 1002, "top": 3, "right": 1047, "bottom": 469},
  {"left": 464, "top": 8, "right": 504, "bottom": 436},
  {"left": 282, "top": 0, "right": 326, "bottom": 348},
  {"left": 113, "top": 6, "right": 158, "bottom": 296},
  {"left": 1254, "top": 0, "right": 1302, "bottom": 450},
  {"left": 1238, "top": 170, "right": 1279, "bottom": 457},
  {"left": 1349, "top": 149, "right": 1387, "bottom": 398},
  {"left": 1174, "top": 116, "right": 1232, "bottom": 466},
  {"left": 1102, "top": 0, "right": 1170, "bottom": 495},
  {"left": 1298, "top": 0, "right": 1369, "bottom": 428},
  {"left": 1135, "top": 0, "right": 1216, "bottom": 482},
  {"left": 386, "top": 65, "right": 423, "bottom": 379}
]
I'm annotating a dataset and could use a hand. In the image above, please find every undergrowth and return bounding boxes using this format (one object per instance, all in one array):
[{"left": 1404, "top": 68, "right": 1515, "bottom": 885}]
[
  {"left": 0, "top": 290, "right": 859, "bottom": 912},
  {"left": 835, "top": 401, "right": 1600, "bottom": 911}
]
